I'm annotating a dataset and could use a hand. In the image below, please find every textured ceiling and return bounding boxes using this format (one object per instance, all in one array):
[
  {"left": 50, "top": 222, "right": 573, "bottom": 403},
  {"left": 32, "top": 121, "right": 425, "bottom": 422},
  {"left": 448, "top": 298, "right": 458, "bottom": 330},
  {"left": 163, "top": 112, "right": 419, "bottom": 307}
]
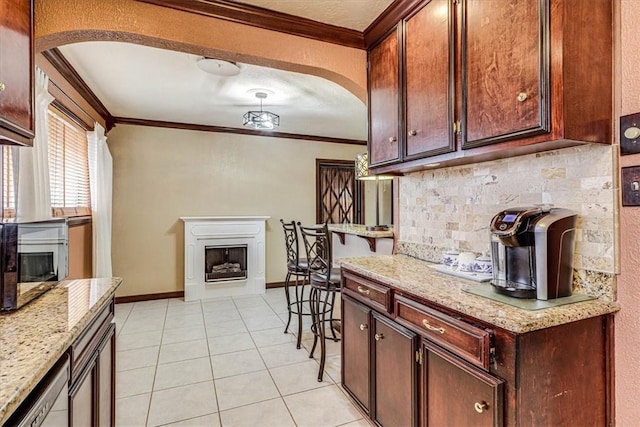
[
  {"left": 59, "top": 42, "right": 367, "bottom": 140},
  {"left": 233, "top": 0, "right": 394, "bottom": 30}
]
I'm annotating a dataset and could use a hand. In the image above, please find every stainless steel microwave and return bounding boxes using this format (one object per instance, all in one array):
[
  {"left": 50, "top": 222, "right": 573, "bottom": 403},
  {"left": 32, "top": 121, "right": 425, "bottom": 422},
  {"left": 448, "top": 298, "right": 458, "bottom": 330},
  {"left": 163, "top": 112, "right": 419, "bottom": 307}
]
[{"left": 0, "top": 218, "right": 68, "bottom": 311}]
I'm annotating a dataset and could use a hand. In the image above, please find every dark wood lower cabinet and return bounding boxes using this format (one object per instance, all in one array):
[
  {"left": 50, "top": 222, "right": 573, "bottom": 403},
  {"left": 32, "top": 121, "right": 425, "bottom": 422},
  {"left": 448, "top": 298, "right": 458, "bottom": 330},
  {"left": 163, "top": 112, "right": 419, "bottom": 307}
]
[
  {"left": 341, "top": 269, "right": 612, "bottom": 427},
  {"left": 424, "top": 342, "right": 503, "bottom": 427},
  {"left": 69, "top": 298, "right": 116, "bottom": 427},
  {"left": 342, "top": 296, "right": 371, "bottom": 413},
  {"left": 372, "top": 313, "right": 417, "bottom": 427}
]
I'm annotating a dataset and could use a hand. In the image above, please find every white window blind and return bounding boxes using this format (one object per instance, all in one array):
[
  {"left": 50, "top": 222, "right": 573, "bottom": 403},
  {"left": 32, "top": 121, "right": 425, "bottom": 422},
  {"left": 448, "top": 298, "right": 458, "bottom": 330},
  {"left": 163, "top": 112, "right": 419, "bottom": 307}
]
[
  {"left": 2, "top": 146, "right": 15, "bottom": 216},
  {"left": 47, "top": 108, "right": 91, "bottom": 216}
]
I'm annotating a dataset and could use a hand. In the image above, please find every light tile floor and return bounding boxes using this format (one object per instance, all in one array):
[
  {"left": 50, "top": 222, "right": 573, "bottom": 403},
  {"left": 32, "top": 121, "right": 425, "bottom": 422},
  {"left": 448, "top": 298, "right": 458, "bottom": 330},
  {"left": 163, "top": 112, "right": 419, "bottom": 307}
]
[{"left": 114, "top": 288, "right": 369, "bottom": 427}]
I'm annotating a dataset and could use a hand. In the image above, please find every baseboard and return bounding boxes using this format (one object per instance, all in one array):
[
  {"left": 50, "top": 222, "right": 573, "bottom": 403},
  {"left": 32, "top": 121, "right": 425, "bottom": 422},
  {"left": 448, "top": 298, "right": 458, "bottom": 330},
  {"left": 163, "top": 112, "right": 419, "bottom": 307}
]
[
  {"left": 266, "top": 281, "right": 286, "bottom": 289},
  {"left": 116, "top": 283, "right": 287, "bottom": 303},
  {"left": 115, "top": 291, "right": 184, "bottom": 304}
]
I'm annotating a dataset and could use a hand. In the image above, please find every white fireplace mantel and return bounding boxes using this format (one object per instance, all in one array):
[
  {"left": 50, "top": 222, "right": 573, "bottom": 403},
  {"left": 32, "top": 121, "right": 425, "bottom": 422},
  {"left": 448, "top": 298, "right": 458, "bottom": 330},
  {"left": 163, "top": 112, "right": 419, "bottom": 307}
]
[{"left": 181, "top": 216, "right": 270, "bottom": 301}]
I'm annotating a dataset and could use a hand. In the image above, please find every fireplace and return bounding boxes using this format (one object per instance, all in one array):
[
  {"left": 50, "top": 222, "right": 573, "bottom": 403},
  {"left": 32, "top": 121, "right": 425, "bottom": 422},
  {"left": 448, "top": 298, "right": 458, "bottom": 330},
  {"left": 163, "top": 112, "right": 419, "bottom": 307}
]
[
  {"left": 181, "top": 216, "right": 269, "bottom": 300},
  {"left": 205, "top": 245, "right": 248, "bottom": 282}
]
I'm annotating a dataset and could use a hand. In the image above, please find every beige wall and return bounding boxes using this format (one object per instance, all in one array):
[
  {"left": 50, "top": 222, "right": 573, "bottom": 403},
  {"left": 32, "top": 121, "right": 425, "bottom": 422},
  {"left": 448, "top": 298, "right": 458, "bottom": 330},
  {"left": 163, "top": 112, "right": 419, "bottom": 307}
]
[
  {"left": 616, "top": 1, "right": 640, "bottom": 424},
  {"left": 108, "top": 124, "right": 362, "bottom": 297}
]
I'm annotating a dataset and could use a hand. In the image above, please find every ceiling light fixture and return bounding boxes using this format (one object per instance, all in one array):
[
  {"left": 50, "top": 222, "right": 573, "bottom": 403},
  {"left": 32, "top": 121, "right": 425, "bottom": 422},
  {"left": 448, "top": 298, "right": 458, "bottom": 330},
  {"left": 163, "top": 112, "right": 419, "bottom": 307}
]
[
  {"left": 197, "top": 57, "right": 241, "bottom": 76},
  {"left": 243, "top": 92, "right": 280, "bottom": 130}
]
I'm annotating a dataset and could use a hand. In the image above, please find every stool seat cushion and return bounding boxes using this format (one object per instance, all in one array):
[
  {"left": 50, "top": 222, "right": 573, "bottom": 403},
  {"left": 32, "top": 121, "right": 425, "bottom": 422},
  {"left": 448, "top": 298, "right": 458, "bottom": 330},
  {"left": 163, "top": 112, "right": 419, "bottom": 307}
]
[
  {"left": 287, "top": 259, "right": 308, "bottom": 273},
  {"left": 310, "top": 268, "right": 341, "bottom": 288}
]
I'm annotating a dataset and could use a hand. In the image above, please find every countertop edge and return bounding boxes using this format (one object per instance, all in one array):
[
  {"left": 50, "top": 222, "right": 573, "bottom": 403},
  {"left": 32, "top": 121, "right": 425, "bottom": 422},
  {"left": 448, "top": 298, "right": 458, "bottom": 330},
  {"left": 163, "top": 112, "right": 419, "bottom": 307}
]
[
  {"left": 339, "top": 256, "right": 620, "bottom": 334},
  {"left": 0, "top": 278, "right": 122, "bottom": 425}
]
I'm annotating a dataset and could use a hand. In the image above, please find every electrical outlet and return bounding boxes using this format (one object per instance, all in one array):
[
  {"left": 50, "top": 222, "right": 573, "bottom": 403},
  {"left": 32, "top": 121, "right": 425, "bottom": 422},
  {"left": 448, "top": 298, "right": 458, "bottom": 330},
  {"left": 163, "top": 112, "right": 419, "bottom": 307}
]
[
  {"left": 622, "top": 166, "right": 640, "bottom": 206},
  {"left": 620, "top": 113, "right": 640, "bottom": 155}
]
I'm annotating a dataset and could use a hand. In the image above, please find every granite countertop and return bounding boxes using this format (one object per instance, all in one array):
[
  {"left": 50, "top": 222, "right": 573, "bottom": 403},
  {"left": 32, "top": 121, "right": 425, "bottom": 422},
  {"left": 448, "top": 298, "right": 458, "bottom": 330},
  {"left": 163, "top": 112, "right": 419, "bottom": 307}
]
[
  {"left": 0, "top": 277, "right": 122, "bottom": 425},
  {"left": 340, "top": 254, "right": 619, "bottom": 334},
  {"left": 328, "top": 223, "right": 394, "bottom": 238}
]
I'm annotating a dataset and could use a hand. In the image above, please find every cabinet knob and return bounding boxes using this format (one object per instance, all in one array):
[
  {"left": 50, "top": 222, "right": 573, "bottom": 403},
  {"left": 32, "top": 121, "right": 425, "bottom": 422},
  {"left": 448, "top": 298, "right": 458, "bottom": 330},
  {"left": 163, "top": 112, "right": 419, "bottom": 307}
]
[
  {"left": 474, "top": 401, "right": 489, "bottom": 413},
  {"left": 374, "top": 333, "right": 384, "bottom": 341},
  {"left": 408, "top": 130, "right": 418, "bottom": 136},
  {"left": 359, "top": 324, "right": 368, "bottom": 331},
  {"left": 517, "top": 92, "right": 528, "bottom": 102},
  {"left": 388, "top": 136, "right": 397, "bottom": 143},
  {"left": 0, "top": 82, "right": 5, "bottom": 93}
]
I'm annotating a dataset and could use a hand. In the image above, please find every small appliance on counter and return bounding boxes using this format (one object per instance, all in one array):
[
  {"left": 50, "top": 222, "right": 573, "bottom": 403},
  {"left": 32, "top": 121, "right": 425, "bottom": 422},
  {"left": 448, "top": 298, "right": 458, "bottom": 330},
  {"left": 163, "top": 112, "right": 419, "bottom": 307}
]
[
  {"left": 0, "top": 218, "right": 68, "bottom": 311},
  {"left": 489, "top": 206, "right": 577, "bottom": 300}
]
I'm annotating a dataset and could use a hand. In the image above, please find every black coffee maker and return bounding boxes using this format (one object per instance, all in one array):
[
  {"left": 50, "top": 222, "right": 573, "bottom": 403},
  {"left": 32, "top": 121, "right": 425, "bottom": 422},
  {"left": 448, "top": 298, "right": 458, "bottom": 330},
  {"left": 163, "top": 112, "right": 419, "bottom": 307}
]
[{"left": 489, "top": 206, "right": 577, "bottom": 300}]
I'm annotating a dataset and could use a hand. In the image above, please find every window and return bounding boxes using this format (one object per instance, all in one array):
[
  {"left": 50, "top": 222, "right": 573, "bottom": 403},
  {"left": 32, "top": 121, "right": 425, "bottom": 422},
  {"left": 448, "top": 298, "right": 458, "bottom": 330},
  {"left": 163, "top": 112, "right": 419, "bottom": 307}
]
[
  {"left": 47, "top": 108, "right": 91, "bottom": 216},
  {"left": 1, "top": 107, "right": 91, "bottom": 218}
]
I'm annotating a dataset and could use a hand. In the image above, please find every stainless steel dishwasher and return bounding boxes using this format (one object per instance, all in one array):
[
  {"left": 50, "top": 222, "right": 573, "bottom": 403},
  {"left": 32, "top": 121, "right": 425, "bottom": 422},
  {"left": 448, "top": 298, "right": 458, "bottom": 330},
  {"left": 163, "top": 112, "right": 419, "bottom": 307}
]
[{"left": 6, "top": 355, "right": 69, "bottom": 426}]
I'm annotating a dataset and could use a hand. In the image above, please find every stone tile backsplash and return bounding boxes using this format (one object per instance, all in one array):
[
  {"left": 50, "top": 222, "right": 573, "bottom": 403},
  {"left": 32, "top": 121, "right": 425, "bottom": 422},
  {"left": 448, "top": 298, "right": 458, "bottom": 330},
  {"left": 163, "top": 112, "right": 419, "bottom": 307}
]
[{"left": 397, "top": 144, "right": 616, "bottom": 275}]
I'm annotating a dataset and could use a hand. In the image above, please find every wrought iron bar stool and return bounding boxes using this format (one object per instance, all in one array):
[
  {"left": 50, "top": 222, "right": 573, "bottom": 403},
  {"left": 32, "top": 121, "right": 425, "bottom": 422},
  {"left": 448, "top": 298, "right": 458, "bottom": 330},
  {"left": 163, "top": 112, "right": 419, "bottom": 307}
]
[
  {"left": 280, "top": 219, "right": 312, "bottom": 349},
  {"left": 298, "top": 222, "right": 341, "bottom": 382}
]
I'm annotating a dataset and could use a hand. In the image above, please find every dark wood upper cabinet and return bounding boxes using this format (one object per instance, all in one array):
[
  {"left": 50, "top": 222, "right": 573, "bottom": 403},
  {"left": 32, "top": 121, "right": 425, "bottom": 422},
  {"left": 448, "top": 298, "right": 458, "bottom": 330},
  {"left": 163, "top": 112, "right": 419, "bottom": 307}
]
[
  {"left": 404, "top": 0, "right": 455, "bottom": 160},
  {"left": 0, "top": 0, "right": 34, "bottom": 146},
  {"left": 368, "top": 26, "right": 402, "bottom": 167},
  {"left": 366, "top": 0, "right": 612, "bottom": 175},
  {"left": 462, "top": 0, "right": 549, "bottom": 148}
]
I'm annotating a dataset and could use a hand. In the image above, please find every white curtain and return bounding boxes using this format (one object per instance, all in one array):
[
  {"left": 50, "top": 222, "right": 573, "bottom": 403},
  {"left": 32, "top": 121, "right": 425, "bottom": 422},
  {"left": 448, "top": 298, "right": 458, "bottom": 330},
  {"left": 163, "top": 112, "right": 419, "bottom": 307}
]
[
  {"left": 15, "top": 67, "right": 54, "bottom": 220},
  {"left": 88, "top": 123, "right": 113, "bottom": 277}
]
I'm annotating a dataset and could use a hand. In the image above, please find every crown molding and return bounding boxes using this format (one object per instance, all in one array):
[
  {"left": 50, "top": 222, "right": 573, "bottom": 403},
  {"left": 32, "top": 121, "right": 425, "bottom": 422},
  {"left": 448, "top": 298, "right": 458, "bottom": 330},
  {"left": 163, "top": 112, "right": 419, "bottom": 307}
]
[
  {"left": 363, "top": 0, "right": 424, "bottom": 48},
  {"left": 42, "top": 48, "right": 115, "bottom": 130},
  {"left": 113, "top": 116, "right": 367, "bottom": 145},
  {"left": 136, "top": 0, "right": 365, "bottom": 49}
]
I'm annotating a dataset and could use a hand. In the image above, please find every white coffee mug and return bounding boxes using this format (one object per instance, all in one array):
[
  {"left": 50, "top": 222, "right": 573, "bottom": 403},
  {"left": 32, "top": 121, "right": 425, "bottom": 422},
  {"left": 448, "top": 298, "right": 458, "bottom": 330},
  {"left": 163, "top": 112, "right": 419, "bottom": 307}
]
[{"left": 457, "top": 252, "right": 476, "bottom": 272}]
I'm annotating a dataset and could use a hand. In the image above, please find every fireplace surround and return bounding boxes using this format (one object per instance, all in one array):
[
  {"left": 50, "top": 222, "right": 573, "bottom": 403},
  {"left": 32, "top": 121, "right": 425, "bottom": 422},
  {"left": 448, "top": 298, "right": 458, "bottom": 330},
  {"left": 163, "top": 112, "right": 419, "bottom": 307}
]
[{"left": 181, "top": 216, "right": 269, "bottom": 300}]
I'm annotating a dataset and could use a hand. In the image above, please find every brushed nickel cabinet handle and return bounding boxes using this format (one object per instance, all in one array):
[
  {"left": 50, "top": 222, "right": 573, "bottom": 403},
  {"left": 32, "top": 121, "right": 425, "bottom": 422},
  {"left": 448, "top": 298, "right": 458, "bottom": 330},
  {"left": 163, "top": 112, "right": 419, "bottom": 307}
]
[
  {"left": 0, "top": 82, "right": 5, "bottom": 92},
  {"left": 422, "top": 319, "right": 445, "bottom": 334},
  {"left": 357, "top": 286, "right": 370, "bottom": 295},
  {"left": 359, "top": 324, "right": 368, "bottom": 331},
  {"left": 408, "top": 130, "right": 417, "bottom": 136},
  {"left": 517, "top": 92, "right": 528, "bottom": 102},
  {"left": 474, "top": 401, "right": 489, "bottom": 413},
  {"left": 388, "top": 136, "right": 397, "bottom": 143},
  {"left": 374, "top": 333, "right": 384, "bottom": 341}
]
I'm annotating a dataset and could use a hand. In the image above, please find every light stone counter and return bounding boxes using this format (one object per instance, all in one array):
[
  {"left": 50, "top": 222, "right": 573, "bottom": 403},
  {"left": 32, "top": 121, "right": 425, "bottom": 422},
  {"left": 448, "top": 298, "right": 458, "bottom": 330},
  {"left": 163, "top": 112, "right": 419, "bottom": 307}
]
[
  {"left": 340, "top": 255, "right": 619, "bottom": 334},
  {"left": 0, "top": 277, "right": 122, "bottom": 425},
  {"left": 328, "top": 223, "right": 394, "bottom": 239}
]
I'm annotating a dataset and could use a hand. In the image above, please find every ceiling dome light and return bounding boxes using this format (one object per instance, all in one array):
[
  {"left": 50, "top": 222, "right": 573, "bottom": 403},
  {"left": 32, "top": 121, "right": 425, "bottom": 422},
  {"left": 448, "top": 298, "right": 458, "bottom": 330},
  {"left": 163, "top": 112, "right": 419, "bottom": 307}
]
[
  {"left": 197, "top": 57, "right": 241, "bottom": 76},
  {"left": 243, "top": 92, "right": 279, "bottom": 130}
]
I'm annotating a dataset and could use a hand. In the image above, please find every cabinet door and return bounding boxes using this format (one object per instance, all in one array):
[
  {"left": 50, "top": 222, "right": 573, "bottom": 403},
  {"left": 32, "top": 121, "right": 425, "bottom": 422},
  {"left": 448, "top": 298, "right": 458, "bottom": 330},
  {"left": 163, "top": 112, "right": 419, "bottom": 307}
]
[
  {"left": 404, "top": 0, "right": 456, "bottom": 160},
  {"left": 373, "top": 312, "right": 418, "bottom": 427},
  {"left": 368, "top": 26, "right": 401, "bottom": 167},
  {"left": 97, "top": 324, "right": 116, "bottom": 427},
  {"left": 70, "top": 361, "right": 95, "bottom": 427},
  {"left": 461, "top": 0, "right": 549, "bottom": 149},
  {"left": 0, "top": 0, "right": 34, "bottom": 145},
  {"left": 342, "top": 295, "right": 371, "bottom": 412},
  {"left": 424, "top": 342, "right": 503, "bottom": 427}
]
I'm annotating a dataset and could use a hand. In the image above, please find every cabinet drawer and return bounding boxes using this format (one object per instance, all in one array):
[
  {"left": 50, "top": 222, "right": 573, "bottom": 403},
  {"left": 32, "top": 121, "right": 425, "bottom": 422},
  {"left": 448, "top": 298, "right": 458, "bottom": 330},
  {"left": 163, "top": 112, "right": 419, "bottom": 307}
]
[
  {"left": 395, "top": 295, "right": 491, "bottom": 370},
  {"left": 342, "top": 271, "right": 392, "bottom": 313}
]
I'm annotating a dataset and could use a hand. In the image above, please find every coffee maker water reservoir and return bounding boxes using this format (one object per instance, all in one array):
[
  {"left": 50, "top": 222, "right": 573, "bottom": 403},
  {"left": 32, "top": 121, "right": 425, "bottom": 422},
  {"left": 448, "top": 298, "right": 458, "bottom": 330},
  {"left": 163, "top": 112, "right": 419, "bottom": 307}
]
[{"left": 489, "top": 206, "right": 577, "bottom": 300}]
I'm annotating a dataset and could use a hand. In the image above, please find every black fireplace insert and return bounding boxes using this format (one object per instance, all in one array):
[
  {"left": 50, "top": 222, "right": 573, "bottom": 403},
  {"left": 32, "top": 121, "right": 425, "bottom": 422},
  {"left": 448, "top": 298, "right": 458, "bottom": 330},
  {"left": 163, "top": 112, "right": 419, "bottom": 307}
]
[{"left": 205, "top": 245, "right": 248, "bottom": 282}]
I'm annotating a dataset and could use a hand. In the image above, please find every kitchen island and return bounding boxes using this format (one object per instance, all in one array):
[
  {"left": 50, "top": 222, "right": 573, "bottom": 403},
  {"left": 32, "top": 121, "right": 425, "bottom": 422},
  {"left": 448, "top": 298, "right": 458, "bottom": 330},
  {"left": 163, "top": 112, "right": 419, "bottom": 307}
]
[
  {"left": 328, "top": 223, "right": 394, "bottom": 258},
  {"left": 340, "top": 255, "right": 618, "bottom": 426},
  {"left": 0, "top": 277, "right": 122, "bottom": 425}
]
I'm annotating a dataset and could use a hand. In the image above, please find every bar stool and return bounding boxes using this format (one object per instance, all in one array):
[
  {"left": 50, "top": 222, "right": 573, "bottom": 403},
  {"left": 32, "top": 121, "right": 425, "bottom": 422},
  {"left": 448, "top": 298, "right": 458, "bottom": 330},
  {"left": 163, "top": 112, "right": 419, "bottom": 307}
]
[
  {"left": 298, "top": 222, "right": 341, "bottom": 382},
  {"left": 280, "top": 219, "right": 311, "bottom": 349}
]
